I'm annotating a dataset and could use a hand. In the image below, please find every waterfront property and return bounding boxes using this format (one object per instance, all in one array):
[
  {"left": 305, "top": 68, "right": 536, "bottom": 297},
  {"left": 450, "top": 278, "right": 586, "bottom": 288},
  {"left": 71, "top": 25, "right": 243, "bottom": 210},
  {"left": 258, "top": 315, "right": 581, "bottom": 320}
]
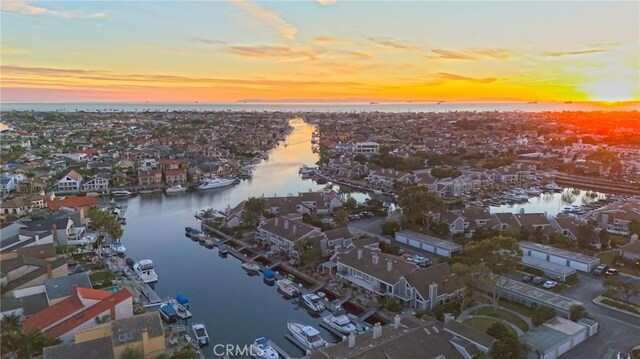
[
  {"left": 0, "top": 245, "right": 68, "bottom": 294},
  {"left": 519, "top": 241, "right": 600, "bottom": 273},
  {"left": 394, "top": 230, "right": 463, "bottom": 257},
  {"left": 521, "top": 317, "right": 599, "bottom": 359},
  {"left": 335, "top": 245, "right": 464, "bottom": 310},
  {"left": 256, "top": 215, "right": 324, "bottom": 259}
]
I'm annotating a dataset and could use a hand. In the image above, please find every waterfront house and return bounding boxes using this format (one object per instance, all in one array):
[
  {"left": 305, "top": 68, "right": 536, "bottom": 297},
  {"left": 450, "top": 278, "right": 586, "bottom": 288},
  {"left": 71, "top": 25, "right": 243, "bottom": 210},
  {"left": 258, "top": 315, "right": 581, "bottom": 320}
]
[
  {"left": 56, "top": 170, "right": 83, "bottom": 192},
  {"left": 23, "top": 287, "right": 134, "bottom": 342},
  {"left": 322, "top": 227, "right": 355, "bottom": 255},
  {"left": 256, "top": 216, "right": 323, "bottom": 259},
  {"left": 81, "top": 174, "right": 110, "bottom": 192},
  {"left": 164, "top": 169, "right": 187, "bottom": 185},
  {"left": 365, "top": 169, "right": 413, "bottom": 189},
  {"left": 591, "top": 199, "right": 640, "bottom": 235},
  {"left": 138, "top": 170, "right": 162, "bottom": 187},
  {"left": 352, "top": 141, "right": 380, "bottom": 155},
  {"left": 22, "top": 216, "right": 87, "bottom": 246},
  {"left": 335, "top": 246, "right": 464, "bottom": 310}
]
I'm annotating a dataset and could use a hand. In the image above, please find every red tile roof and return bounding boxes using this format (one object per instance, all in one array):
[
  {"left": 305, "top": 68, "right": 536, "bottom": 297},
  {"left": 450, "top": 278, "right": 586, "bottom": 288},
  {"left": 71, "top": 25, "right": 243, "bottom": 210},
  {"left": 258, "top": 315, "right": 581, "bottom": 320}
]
[
  {"left": 23, "top": 292, "right": 85, "bottom": 333},
  {"left": 77, "top": 287, "right": 112, "bottom": 301},
  {"left": 164, "top": 169, "right": 186, "bottom": 176},
  {"left": 47, "top": 196, "right": 98, "bottom": 211},
  {"left": 45, "top": 288, "right": 132, "bottom": 339}
]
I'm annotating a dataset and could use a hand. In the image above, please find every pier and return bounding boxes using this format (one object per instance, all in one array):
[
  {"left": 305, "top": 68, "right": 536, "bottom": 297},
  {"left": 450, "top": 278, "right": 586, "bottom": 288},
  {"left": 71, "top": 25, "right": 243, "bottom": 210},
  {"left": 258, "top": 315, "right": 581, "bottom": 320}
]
[
  {"left": 267, "top": 339, "right": 304, "bottom": 359},
  {"left": 358, "top": 304, "right": 383, "bottom": 321},
  {"left": 140, "top": 283, "right": 163, "bottom": 305}
]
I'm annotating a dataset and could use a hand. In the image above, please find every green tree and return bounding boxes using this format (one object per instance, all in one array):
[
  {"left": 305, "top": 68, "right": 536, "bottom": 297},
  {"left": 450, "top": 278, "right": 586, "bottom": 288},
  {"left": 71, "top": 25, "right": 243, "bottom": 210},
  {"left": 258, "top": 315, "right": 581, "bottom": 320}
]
[
  {"left": 603, "top": 277, "right": 640, "bottom": 302},
  {"left": 294, "top": 238, "right": 323, "bottom": 267},
  {"left": 629, "top": 219, "right": 640, "bottom": 236},
  {"left": 121, "top": 347, "right": 144, "bottom": 359},
  {"left": 398, "top": 185, "right": 444, "bottom": 228},
  {"left": 382, "top": 221, "right": 401, "bottom": 236},
  {"left": 17, "top": 328, "right": 60, "bottom": 359},
  {"left": 486, "top": 322, "right": 510, "bottom": 339},
  {"left": 532, "top": 306, "right": 556, "bottom": 326},
  {"left": 241, "top": 197, "right": 266, "bottom": 227},
  {"left": 343, "top": 196, "right": 358, "bottom": 211},
  {"left": 333, "top": 209, "right": 349, "bottom": 227},
  {"left": 490, "top": 334, "right": 523, "bottom": 359},
  {"left": 577, "top": 224, "right": 598, "bottom": 249},
  {"left": 569, "top": 305, "right": 589, "bottom": 321}
]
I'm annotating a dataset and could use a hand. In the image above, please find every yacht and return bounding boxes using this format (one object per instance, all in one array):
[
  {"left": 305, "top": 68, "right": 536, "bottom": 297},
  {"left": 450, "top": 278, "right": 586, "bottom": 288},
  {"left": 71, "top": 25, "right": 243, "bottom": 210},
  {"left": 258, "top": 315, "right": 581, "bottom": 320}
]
[
  {"left": 169, "top": 298, "right": 192, "bottom": 320},
  {"left": 133, "top": 259, "right": 158, "bottom": 283},
  {"left": 111, "top": 190, "right": 132, "bottom": 197},
  {"left": 110, "top": 241, "right": 126, "bottom": 255},
  {"left": 322, "top": 314, "right": 357, "bottom": 334},
  {"left": 241, "top": 261, "right": 261, "bottom": 273},
  {"left": 166, "top": 185, "right": 187, "bottom": 193},
  {"left": 287, "top": 322, "right": 326, "bottom": 350},
  {"left": 276, "top": 279, "right": 299, "bottom": 297},
  {"left": 251, "top": 337, "right": 278, "bottom": 359},
  {"left": 302, "top": 293, "right": 325, "bottom": 312},
  {"left": 191, "top": 322, "right": 210, "bottom": 346},
  {"left": 544, "top": 182, "right": 563, "bottom": 192},
  {"left": 139, "top": 189, "right": 154, "bottom": 195},
  {"left": 197, "top": 177, "right": 236, "bottom": 190}
]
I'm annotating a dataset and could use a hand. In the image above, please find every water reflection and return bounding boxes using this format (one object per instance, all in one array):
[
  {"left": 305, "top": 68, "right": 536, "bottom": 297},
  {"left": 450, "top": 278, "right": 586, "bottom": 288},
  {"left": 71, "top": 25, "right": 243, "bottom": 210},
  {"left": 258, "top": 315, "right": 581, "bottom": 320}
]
[{"left": 490, "top": 188, "right": 607, "bottom": 215}]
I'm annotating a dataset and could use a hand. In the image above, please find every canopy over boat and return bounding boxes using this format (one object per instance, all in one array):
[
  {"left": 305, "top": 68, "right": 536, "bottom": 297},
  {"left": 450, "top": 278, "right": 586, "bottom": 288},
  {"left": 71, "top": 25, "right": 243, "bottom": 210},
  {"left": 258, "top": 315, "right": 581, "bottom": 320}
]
[
  {"left": 262, "top": 269, "right": 275, "bottom": 280},
  {"left": 176, "top": 294, "right": 189, "bottom": 305},
  {"left": 161, "top": 304, "right": 177, "bottom": 316}
]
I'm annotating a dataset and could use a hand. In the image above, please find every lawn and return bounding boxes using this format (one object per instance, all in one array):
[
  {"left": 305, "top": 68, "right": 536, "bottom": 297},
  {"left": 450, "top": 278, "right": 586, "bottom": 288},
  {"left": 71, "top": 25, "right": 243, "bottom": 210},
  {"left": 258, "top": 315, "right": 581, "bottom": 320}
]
[
  {"left": 90, "top": 270, "right": 116, "bottom": 284},
  {"left": 601, "top": 298, "right": 640, "bottom": 315},
  {"left": 462, "top": 317, "right": 517, "bottom": 337},
  {"left": 597, "top": 250, "right": 620, "bottom": 265},
  {"left": 476, "top": 306, "right": 530, "bottom": 332}
]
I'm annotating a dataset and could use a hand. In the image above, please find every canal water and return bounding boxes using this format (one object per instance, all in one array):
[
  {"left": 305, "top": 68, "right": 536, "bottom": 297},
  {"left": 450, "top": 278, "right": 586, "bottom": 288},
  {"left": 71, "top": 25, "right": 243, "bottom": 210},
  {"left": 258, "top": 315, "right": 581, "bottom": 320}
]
[
  {"left": 489, "top": 188, "right": 607, "bottom": 215},
  {"left": 119, "top": 118, "right": 340, "bottom": 357}
]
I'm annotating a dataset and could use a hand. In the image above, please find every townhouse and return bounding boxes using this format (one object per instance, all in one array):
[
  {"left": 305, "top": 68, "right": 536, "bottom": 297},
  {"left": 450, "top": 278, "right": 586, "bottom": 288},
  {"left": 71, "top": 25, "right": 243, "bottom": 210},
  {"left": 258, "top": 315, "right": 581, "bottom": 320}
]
[
  {"left": 256, "top": 216, "right": 324, "bottom": 259},
  {"left": 81, "top": 174, "right": 110, "bottom": 192}
]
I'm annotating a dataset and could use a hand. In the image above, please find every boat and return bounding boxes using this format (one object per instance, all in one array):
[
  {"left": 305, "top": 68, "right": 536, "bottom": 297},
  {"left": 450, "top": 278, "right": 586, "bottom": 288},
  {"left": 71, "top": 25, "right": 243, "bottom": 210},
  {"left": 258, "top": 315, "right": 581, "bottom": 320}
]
[
  {"left": 251, "top": 337, "right": 278, "bottom": 359},
  {"left": 197, "top": 177, "right": 236, "bottom": 190},
  {"left": 139, "top": 189, "right": 153, "bottom": 195},
  {"left": 111, "top": 190, "right": 132, "bottom": 197},
  {"left": 302, "top": 293, "right": 325, "bottom": 312},
  {"left": 544, "top": 182, "right": 563, "bottom": 192},
  {"left": 166, "top": 185, "right": 187, "bottom": 193},
  {"left": 159, "top": 303, "right": 179, "bottom": 323},
  {"left": 110, "top": 241, "right": 126, "bottom": 255},
  {"left": 276, "top": 279, "right": 298, "bottom": 297},
  {"left": 218, "top": 244, "right": 229, "bottom": 256},
  {"left": 323, "top": 314, "right": 357, "bottom": 334},
  {"left": 287, "top": 321, "right": 326, "bottom": 350},
  {"left": 191, "top": 322, "right": 210, "bottom": 346},
  {"left": 133, "top": 259, "right": 158, "bottom": 283},
  {"left": 373, "top": 189, "right": 383, "bottom": 195},
  {"left": 262, "top": 268, "right": 276, "bottom": 285},
  {"left": 526, "top": 188, "right": 542, "bottom": 196},
  {"left": 169, "top": 298, "right": 192, "bottom": 320},
  {"left": 241, "top": 261, "right": 261, "bottom": 273}
]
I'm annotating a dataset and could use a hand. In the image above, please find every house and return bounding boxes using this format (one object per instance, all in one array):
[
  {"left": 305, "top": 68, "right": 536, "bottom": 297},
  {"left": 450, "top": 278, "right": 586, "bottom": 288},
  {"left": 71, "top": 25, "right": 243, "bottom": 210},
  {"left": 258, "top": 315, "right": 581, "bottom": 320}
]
[
  {"left": 395, "top": 230, "right": 463, "bottom": 257},
  {"left": 365, "top": 169, "right": 413, "bottom": 189},
  {"left": 519, "top": 241, "right": 600, "bottom": 273},
  {"left": 521, "top": 317, "right": 598, "bottom": 359},
  {"left": 0, "top": 174, "right": 18, "bottom": 194},
  {"left": 335, "top": 247, "right": 464, "bottom": 310},
  {"left": 138, "top": 170, "right": 162, "bottom": 187},
  {"left": 549, "top": 215, "right": 583, "bottom": 240},
  {"left": 164, "top": 169, "right": 187, "bottom": 185},
  {"left": 23, "top": 216, "right": 87, "bottom": 246},
  {"left": 0, "top": 224, "right": 54, "bottom": 253},
  {"left": 322, "top": 227, "right": 355, "bottom": 255},
  {"left": 81, "top": 174, "right": 110, "bottom": 192},
  {"left": 256, "top": 216, "right": 323, "bottom": 259},
  {"left": 491, "top": 167, "right": 520, "bottom": 183},
  {"left": 0, "top": 251, "right": 68, "bottom": 294},
  {"left": 56, "top": 170, "right": 83, "bottom": 192},
  {"left": 46, "top": 195, "right": 98, "bottom": 215},
  {"left": 0, "top": 195, "right": 46, "bottom": 216},
  {"left": 591, "top": 199, "right": 640, "bottom": 235},
  {"left": 23, "top": 287, "right": 134, "bottom": 342},
  {"left": 352, "top": 141, "right": 380, "bottom": 155}
]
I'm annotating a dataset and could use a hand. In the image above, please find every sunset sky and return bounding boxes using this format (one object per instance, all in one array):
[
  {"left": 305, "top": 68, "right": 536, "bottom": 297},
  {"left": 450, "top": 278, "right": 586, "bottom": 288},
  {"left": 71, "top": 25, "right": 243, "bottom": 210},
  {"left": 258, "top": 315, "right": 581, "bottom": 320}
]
[{"left": 1, "top": 0, "right": 639, "bottom": 103}]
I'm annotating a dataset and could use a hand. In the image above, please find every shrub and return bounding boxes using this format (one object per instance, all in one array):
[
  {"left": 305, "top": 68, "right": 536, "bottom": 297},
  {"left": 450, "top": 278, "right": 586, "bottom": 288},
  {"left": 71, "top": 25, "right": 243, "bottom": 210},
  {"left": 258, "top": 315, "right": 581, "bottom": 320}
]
[
  {"left": 486, "top": 322, "right": 510, "bottom": 339},
  {"left": 382, "top": 297, "right": 403, "bottom": 313},
  {"left": 382, "top": 221, "right": 400, "bottom": 236},
  {"left": 532, "top": 306, "right": 556, "bottom": 326}
]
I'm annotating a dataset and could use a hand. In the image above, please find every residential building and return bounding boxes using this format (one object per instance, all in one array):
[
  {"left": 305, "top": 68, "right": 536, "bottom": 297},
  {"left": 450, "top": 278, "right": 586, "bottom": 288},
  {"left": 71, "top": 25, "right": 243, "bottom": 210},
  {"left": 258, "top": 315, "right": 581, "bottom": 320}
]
[
  {"left": 81, "top": 174, "right": 110, "bottom": 192},
  {"left": 395, "top": 230, "right": 463, "bottom": 257},
  {"left": 352, "top": 141, "right": 380, "bottom": 155},
  {"left": 521, "top": 317, "right": 598, "bottom": 359},
  {"left": 138, "top": 170, "right": 162, "bottom": 187},
  {"left": 164, "top": 169, "right": 187, "bottom": 185},
  {"left": 256, "top": 216, "right": 323, "bottom": 259},
  {"left": 56, "top": 170, "right": 83, "bottom": 192},
  {"left": 0, "top": 249, "right": 68, "bottom": 294},
  {"left": 519, "top": 241, "right": 600, "bottom": 273},
  {"left": 0, "top": 195, "right": 45, "bottom": 216}
]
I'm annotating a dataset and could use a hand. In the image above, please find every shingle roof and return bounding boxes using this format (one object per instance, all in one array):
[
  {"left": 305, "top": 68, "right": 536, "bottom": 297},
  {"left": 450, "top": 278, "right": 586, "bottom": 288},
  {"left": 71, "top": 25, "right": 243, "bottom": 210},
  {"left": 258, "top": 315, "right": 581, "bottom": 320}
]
[
  {"left": 337, "top": 247, "right": 417, "bottom": 285},
  {"left": 259, "top": 216, "right": 318, "bottom": 241},
  {"left": 111, "top": 311, "right": 164, "bottom": 346},
  {"left": 43, "top": 336, "right": 114, "bottom": 359},
  {"left": 45, "top": 273, "right": 92, "bottom": 301}
]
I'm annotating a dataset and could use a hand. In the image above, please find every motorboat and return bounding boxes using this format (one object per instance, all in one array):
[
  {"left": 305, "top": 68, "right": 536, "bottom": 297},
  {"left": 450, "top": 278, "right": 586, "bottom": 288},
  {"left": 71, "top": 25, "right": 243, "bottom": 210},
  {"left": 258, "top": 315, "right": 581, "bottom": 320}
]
[
  {"left": 302, "top": 293, "right": 325, "bottom": 312},
  {"left": 159, "top": 303, "right": 179, "bottom": 323},
  {"left": 544, "top": 182, "right": 563, "bottom": 192},
  {"left": 251, "top": 337, "right": 278, "bottom": 359},
  {"left": 287, "top": 322, "right": 326, "bottom": 350},
  {"left": 111, "top": 190, "right": 132, "bottom": 197},
  {"left": 526, "top": 188, "right": 542, "bottom": 196},
  {"left": 276, "top": 279, "right": 298, "bottom": 297},
  {"left": 133, "top": 259, "right": 158, "bottom": 283},
  {"left": 110, "top": 241, "right": 126, "bottom": 255},
  {"left": 218, "top": 244, "right": 229, "bottom": 256},
  {"left": 139, "top": 189, "right": 154, "bottom": 195},
  {"left": 241, "top": 261, "right": 261, "bottom": 273},
  {"left": 262, "top": 268, "right": 276, "bottom": 285},
  {"left": 197, "top": 177, "right": 236, "bottom": 190},
  {"left": 166, "top": 184, "right": 187, "bottom": 193},
  {"left": 191, "top": 322, "right": 209, "bottom": 346},
  {"left": 322, "top": 314, "right": 357, "bottom": 334},
  {"left": 169, "top": 298, "right": 192, "bottom": 320}
]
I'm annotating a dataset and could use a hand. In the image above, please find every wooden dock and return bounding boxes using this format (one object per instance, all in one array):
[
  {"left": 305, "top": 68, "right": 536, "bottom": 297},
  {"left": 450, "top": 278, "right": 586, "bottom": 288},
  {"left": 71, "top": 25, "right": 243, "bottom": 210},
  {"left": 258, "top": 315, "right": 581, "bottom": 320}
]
[
  {"left": 284, "top": 335, "right": 311, "bottom": 355},
  {"left": 267, "top": 340, "right": 302, "bottom": 359},
  {"left": 358, "top": 304, "right": 382, "bottom": 321},
  {"left": 308, "top": 282, "right": 325, "bottom": 293},
  {"left": 140, "top": 283, "right": 163, "bottom": 304}
]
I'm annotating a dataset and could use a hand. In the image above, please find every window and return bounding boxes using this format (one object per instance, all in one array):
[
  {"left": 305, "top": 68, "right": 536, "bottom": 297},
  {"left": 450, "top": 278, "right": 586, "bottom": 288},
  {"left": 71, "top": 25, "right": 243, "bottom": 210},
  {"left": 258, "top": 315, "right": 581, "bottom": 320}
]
[
  {"left": 566, "top": 259, "right": 570, "bottom": 267},
  {"left": 546, "top": 254, "right": 550, "bottom": 261}
]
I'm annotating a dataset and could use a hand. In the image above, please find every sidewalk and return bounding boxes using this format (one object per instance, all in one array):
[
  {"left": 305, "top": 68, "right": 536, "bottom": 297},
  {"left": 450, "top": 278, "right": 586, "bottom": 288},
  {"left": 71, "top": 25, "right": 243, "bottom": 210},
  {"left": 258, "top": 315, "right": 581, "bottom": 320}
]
[{"left": 593, "top": 295, "right": 640, "bottom": 319}]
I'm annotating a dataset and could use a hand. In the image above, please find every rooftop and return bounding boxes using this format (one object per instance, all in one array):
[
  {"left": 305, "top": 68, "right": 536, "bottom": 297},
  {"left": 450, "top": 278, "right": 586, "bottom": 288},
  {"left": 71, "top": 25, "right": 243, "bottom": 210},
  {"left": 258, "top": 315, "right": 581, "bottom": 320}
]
[
  {"left": 396, "top": 230, "right": 463, "bottom": 250},
  {"left": 520, "top": 241, "right": 600, "bottom": 264},
  {"left": 43, "top": 336, "right": 114, "bottom": 359}
]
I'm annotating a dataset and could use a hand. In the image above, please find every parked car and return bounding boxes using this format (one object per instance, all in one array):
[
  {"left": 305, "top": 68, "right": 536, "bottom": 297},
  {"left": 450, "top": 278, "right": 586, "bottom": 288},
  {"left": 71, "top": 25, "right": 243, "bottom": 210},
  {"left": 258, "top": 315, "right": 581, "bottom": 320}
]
[
  {"left": 532, "top": 276, "right": 546, "bottom": 285},
  {"left": 605, "top": 268, "right": 619, "bottom": 276},
  {"left": 522, "top": 274, "right": 534, "bottom": 282},
  {"left": 543, "top": 281, "right": 557, "bottom": 289},
  {"left": 593, "top": 265, "right": 608, "bottom": 275}
]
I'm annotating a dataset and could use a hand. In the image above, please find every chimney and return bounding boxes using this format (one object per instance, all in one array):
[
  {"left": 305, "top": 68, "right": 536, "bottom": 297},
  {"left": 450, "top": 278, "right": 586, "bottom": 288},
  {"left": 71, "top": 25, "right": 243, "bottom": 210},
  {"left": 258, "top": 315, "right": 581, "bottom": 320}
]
[
  {"left": 372, "top": 322, "right": 382, "bottom": 339},
  {"left": 141, "top": 328, "right": 149, "bottom": 353},
  {"left": 275, "top": 217, "right": 279, "bottom": 226},
  {"left": 631, "top": 234, "right": 638, "bottom": 244},
  {"left": 387, "top": 260, "right": 393, "bottom": 272},
  {"left": 284, "top": 220, "right": 289, "bottom": 230},
  {"left": 393, "top": 315, "right": 401, "bottom": 329},
  {"left": 372, "top": 253, "right": 379, "bottom": 264},
  {"left": 429, "top": 282, "right": 438, "bottom": 310},
  {"left": 292, "top": 224, "right": 297, "bottom": 234},
  {"left": 443, "top": 313, "right": 455, "bottom": 324},
  {"left": 520, "top": 208, "right": 525, "bottom": 214},
  {"left": 357, "top": 249, "right": 363, "bottom": 260},
  {"left": 348, "top": 332, "right": 356, "bottom": 348},
  {"left": 46, "top": 264, "right": 52, "bottom": 278},
  {"left": 51, "top": 224, "right": 58, "bottom": 243}
]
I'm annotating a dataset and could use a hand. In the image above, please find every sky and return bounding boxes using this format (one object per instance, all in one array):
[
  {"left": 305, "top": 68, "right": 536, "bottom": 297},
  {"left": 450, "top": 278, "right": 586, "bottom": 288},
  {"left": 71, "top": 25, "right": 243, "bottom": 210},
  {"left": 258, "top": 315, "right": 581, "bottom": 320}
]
[{"left": 1, "top": 0, "right": 639, "bottom": 103}]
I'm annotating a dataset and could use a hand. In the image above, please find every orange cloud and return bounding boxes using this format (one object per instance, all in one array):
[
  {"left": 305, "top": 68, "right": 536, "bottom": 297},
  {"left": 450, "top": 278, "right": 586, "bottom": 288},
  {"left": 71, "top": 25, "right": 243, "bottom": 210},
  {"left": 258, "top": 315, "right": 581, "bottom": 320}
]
[
  {"left": 543, "top": 49, "right": 606, "bottom": 57},
  {"left": 369, "top": 37, "right": 419, "bottom": 50},
  {"left": 313, "top": 36, "right": 350, "bottom": 45},
  {"left": 1, "top": 0, "right": 105, "bottom": 19},
  {"left": 227, "top": 45, "right": 320, "bottom": 61},
  {"left": 430, "top": 48, "right": 511, "bottom": 60},
  {"left": 437, "top": 72, "right": 497, "bottom": 83},
  {"left": 190, "top": 37, "right": 227, "bottom": 45},
  {"left": 230, "top": 0, "right": 297, "bottom": 40}
]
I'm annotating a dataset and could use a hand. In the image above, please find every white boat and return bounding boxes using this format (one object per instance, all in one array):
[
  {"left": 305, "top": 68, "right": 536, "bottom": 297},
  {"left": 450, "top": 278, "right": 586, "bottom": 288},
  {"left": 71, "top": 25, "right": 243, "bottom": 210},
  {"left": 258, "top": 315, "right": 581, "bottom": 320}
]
[
  {"left": 287, "top": 322, "right": 326, "bottom": 350},
  {"left": 323, "top": 314, "right": 357, "bottom": 334},
  {"left": 544, "top": 182, "right": 563, "bottom": 191},
  {"left": 526, "top": 188, "right": 542, "bottom": 196},
  {"left": 302, "top": 293, "right": 325, "bottom": 312},
  {"left": 111, "top": 190, "right": 132, "bottom": 197},
  {"left": 133, "top": 259, "right": 158, "bottom": 283},
  {"left": 276, "top": 279, "right": 299, "bottom": 297},
  {"left": 373, "top": 189, "right": 383, "bottom": 195},
  {"left": 241, "top": 261, "right": 261, "bottom": 273},
  {"left": 110, "top": 241, "right": 126, "bottom": 255},
  {"left": 197, "top": 177, "right": 237, "bottom": 190},
  {"left": 166, "top": 185, "right": 187, "bottom": 193},
  {"left": 139, "top": 189, "right": 153, "bottom": 195},
  {"left": 251, "top": 337, "right": 278, "bottom": 359},
  {"left": 191, "top": 322, "right": 209, "bottom": 346},
  {"left": 170, "top": 299, "right": 192, "bottom": 320}
]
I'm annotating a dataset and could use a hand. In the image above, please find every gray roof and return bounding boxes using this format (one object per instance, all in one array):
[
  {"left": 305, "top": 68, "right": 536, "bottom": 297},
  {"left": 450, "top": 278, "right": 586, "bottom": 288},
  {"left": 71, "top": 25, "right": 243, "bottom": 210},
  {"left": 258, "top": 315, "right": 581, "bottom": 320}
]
[
  {"left": 111, "top": 311, "right": 164, "bottom": 346},
  {"left": 22, "top": 217, "right": 73, "bottom": 231},
  {"left": 259, "top": 217, "right": 318, "bottom": 241},
  {"left": 45, "top": 273, "right": 92, "bottom": 301},
  {"left": 43, "top": 337, "right": 114, "bottom": 359},
  {"left": 396, "top": 230, "right": 463, "bottom": 251},
  {"left": 519, "top": 241, "right": 599, "bottom": 264},
  {"left": 521, "top": 324, "right": 571, "bottom": 353},
  {"left": 522, "top": 256, "right": 577, "bottom": 276},
  {"left": 499, "top": 276, "right": 582, "bottom": 312},
  {"left": 444, "top": 319, "right": 496, "bottom": 349}
]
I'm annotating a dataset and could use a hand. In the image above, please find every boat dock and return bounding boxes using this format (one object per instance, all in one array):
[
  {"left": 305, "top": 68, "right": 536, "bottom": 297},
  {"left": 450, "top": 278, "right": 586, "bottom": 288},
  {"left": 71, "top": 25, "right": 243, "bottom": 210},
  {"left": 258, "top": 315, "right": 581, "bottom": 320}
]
[
  {"left": 358, "top": 304, "right": 382, "bottom": 321},
  {"left": 140, "top": 283, "right": 163, "bottom": 305},
  {"left": 267, "top": 340, "right": 303, "bottom": 359},
  {"left": 284, "top": 335, "right": 311, "bottom": 355},
  {"left": 319, "top": 322, "right": 346, "bottom": 340}
]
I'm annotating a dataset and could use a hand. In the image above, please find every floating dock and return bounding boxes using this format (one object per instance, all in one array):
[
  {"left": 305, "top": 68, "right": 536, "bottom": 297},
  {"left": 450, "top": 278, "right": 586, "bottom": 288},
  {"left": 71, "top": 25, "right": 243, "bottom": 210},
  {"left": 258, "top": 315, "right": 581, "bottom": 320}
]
[{"left": 140, "top": 283, "right": 163, "bottom": 304}]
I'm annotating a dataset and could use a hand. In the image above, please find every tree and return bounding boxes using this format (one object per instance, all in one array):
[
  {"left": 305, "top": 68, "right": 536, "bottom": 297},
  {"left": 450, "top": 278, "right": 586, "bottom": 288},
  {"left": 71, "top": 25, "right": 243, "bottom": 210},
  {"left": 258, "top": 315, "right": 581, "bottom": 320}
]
[
  {"left": 294, "top": 238, "right": 323, "bottom": 267},
  {"left": 486, "top": 322, "right": 510, "bottom": 339},
  {"left": 241, "top": 197, "right": 265, "bottom": 227},
  {"left": 17, "top": 328, "right": 60, "bottom": 359},
  {"left": 629, "top": 219, "right": 640, "bottom": 236},
  {"left": 382, "top": 221, "right": 400, "bottom": 236},
  {"left": 461, "top": 236, "right": 522, "bottom": 309},
  {"left": 333, "top": 209, "right": 349, "bottom": 227},
  {"left": 490, "top": 334, "right": 523, "bottom": 359},
  {"left": 603, "top": 277, "right": 640, "bottom": 302},
  {"left": 577, "top": 224, "right": 598, "bottom": 248},
  {"left": 343, "top": 196, "right": 358, "bottom": 211},
  {"left": 532, "top": 306, "right": 556, "bottom": 326},
  {"left": 121, "top": 347, "right": 144, "bottom": 359},
  {"left": 398, "top": 185, "right": 444, "bottom": 228},
  {"left": 569, "top": 305, "right": 588, "bottom": 321}
]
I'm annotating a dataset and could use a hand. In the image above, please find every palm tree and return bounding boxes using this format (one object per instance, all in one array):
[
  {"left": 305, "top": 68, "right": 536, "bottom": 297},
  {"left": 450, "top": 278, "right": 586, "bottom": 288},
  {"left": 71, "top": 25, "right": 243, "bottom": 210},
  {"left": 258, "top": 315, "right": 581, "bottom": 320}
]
[{"left": 18, "top": 329, "right": 60, "bottom": 359}]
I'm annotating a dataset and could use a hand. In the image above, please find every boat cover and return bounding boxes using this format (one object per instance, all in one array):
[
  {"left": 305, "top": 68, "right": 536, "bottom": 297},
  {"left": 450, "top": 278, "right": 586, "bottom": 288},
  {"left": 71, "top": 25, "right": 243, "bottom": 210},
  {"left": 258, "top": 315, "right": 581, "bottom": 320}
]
[
  {"left": 262, "top": 269, "right": 275, "bottom": 280},
  {"left": 176, "top": 294, "right": 189, "bottom": 305}
]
